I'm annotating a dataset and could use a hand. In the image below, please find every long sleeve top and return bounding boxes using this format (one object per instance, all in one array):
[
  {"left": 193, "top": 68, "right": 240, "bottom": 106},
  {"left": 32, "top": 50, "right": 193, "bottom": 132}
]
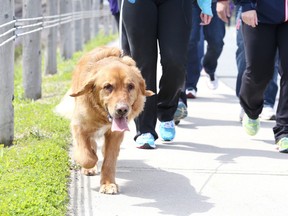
[{"left": 237, "top": 0, "right": 288, "bottom": 24}]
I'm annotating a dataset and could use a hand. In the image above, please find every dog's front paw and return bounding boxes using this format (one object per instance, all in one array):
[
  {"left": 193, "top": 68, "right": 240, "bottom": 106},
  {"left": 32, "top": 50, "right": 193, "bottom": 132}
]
[
  {"left": 74, "top": 147, "right": 97, "bottom": 169},
  {"left": 81, "top": 167, "right": 98, "bottom": 176},
  {"left": 99, "top": 183, "right": 119, "bottom": 194}
]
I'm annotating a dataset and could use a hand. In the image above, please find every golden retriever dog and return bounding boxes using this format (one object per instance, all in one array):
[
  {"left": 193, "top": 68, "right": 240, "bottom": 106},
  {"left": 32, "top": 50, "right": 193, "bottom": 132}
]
[{"left": 69, "top": 46, "right": 154, "bottom": 194}]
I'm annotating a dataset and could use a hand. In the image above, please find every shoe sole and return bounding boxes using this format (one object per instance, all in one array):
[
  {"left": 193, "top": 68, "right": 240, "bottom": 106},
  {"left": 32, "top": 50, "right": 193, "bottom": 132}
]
[
  {"left": 137, "top": 143, "right": 156, "bottom": 149},
  {"left": 279, "top": 148, "right": 288, "bottom": 153},
  {"left": 186, "top": 93, "right": 196, "bottom": 99},
  {"left": 243, "top": 127, "right": 259, "bottom": 136},
  {"left": 161, "top": 139, "right": 174, "bottom": 143},
  {"left": 260, "top": 115, "right": 276, "bottom": 121}
]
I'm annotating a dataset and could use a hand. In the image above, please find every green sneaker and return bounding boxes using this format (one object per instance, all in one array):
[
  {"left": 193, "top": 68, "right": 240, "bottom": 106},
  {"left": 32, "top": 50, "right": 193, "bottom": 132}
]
[
  {"left": 276, "top": 137, "right": 288, "bottom": 153},
  {"left": 242, "top": 114, "right": 260, "bottom": 136}
]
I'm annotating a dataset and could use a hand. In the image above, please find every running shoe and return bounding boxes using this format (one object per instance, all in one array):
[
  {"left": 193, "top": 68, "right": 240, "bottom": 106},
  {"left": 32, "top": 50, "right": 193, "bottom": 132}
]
[
  {"left": 276, "top": 137, "right": 288, "bottom": 153},
  {"left": 206, "top": 75, "right": 219, "bottom": 90},
  {"left": 239, "top": 107, "right": 244, "bottom": 122},
  {"left": 135, "top": 133, "right": 156, "bottom": 149},
  {"left": 159, "top": 120, "right": 175, "bottom": 141},
  {"left": 260, "top": 106, "right": 276, "bottom": 120},
  {"left": 174, "top": 101, "right": 188, "bottom": 125},
  {"left": 186, "top": 88, "right": 197, "bottom": 99},
  {"left": 242, "top": 114, "right": 260, "bottom": 136}
]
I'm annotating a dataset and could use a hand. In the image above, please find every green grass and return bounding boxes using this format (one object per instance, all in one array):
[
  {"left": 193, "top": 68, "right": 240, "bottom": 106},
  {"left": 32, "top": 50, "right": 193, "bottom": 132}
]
[{"left": 0, "top": 33, "right": 117, "bottom": 216}]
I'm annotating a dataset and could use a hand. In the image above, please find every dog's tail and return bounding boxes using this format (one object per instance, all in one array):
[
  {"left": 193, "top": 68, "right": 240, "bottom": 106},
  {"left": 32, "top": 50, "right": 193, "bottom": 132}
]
[{"left": 54, "top": 88, "right": 74, "bottom": 119}]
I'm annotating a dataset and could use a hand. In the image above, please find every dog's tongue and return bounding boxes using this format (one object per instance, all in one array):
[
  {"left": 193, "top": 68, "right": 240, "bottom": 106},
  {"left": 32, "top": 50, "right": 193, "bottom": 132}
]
[{"left": 111, "top": 117, "right": 130, "bottom": 132}]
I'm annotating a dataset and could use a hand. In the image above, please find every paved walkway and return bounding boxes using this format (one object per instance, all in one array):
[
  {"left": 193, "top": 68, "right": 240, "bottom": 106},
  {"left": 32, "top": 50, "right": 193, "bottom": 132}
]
[{"left": 67, "top": 28, "right": 288, "bottom": 216}]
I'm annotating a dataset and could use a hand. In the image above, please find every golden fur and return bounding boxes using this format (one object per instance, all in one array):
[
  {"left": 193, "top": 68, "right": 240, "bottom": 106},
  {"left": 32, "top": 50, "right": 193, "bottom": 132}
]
[{"left": 69, "top": 46, "right": 154, "bottom": 194}]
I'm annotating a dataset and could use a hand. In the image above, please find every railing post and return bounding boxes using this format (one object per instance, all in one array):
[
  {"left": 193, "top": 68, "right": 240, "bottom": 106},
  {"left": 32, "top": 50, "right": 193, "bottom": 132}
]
[
  {"left": 0, "top": 0, "right": 15, "bottom": 146},
  {"left": 45, "top": 0, "right": 58, "bottom": 75},
  {"left": 83, "top": 0, "right": 92, "bottom": 43},
  {"left": 60, "top": 0, "right": 73, "bottom": 59},
  {"left": 73, "top": 0, "right": 83, "bottom": 51},
  {"left": 92, "top": 0, "right": 100, "bottom": 38},
  {"left": 22, "top": 0, "right": 42, "bottom": 99}
]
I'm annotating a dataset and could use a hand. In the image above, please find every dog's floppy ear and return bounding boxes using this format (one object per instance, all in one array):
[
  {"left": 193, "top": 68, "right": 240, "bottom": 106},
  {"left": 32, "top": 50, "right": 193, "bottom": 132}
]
[
  {"left": 70, "top": 79, "right": 95, "bottom": 97},
  {"left": 137, "top": 73, "right": 154, "bottom": 97},
  {"left": 145, "top": 89, "right": 154, "bottom": 97}
]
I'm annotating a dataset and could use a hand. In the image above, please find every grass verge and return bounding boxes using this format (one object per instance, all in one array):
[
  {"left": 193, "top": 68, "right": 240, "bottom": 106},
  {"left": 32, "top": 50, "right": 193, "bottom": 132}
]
[{"left": 0, "top": 33, "right": 117, "bottom": 216}]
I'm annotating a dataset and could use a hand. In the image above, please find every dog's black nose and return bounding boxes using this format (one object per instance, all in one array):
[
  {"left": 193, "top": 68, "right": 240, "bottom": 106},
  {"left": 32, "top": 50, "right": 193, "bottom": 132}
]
[{"left": 116, "top": 104, "right": 129, "bottom": 116}]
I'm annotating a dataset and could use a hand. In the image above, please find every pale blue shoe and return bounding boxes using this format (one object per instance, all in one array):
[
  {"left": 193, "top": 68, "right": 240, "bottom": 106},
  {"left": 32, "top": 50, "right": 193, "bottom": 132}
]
[
  {"left": 159, "top": 120, "right": 175, "bottom": 141},
  {"left": 135, "top": 133, "right": 156, "bottom": 149}
]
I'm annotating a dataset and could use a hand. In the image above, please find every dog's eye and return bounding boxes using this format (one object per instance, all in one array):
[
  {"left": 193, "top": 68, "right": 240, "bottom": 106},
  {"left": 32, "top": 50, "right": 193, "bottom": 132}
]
[
  {"left": 127, "top": 83, "right": 135, "bottom": 92},
  {"left": 104, "top": 84, "right": 113, "bottom": 93}
]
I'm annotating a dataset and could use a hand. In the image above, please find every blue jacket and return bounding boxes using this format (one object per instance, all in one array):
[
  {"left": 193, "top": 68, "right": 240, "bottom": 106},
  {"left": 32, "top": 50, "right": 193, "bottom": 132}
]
[{"left": 237, "top": 0, "right": 288, "bottom": 24}]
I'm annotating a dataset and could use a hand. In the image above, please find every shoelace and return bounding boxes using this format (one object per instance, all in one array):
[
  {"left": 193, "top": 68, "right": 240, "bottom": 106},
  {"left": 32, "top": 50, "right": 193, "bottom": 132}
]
[
  {"left": 279, "top": 137, "right": 288, "bottom": 143},
  {"left": 162, "top": 121, "right": 174, "bottom": 129},
  {"left": 248, "top": 118, "right": 258, "bottom": 125},
  {"left": 141, "top": 133, "right": 153, "bottom": 138}
]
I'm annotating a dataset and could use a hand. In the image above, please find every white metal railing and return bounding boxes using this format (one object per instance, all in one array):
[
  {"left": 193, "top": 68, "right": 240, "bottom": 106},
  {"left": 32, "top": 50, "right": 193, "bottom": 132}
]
[{"left": 0, "top": 9, "right": 111, "bottom": 47}]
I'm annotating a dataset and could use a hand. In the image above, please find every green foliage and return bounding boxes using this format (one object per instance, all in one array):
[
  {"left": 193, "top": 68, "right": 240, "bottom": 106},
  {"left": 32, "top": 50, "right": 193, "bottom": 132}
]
[
  {"left": 0, "top": 33, "right": 117, "bottom": 216},
  {"left": 14, "top": 45, "right": 23, "bottom": 61}
]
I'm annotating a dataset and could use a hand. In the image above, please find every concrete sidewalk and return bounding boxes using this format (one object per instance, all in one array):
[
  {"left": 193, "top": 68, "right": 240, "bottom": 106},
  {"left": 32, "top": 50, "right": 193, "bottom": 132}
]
[
  {"left": 67, "top": 74, "right": 288, "bottom": 216},
  {"left": 67, "top": 28, "right": 288, "bottom": 216}
]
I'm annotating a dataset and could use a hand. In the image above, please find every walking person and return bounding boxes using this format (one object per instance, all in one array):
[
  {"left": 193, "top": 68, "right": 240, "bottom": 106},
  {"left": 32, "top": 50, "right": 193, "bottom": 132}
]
[
  {"left": 121, "top": 0, "right": 213, "bottom": 149},
  {"left": 108, "top": 0, "right": 130, "bottom": 55},
  {"left": 218, "top": 2, "right": 279, "bottom": 121},
  {"left": 185, "top": 0, "right": 226, "bottom": 99},
  {"left": 236, "top": 0, "right": 288, "bottom": 153}
]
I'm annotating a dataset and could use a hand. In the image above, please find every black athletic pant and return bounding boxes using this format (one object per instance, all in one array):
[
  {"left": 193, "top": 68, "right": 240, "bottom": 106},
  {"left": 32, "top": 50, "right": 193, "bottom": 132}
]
[
  {"left": 239, "top": 22, "right": 288, "bottom": 142},
  {"left": 113, "top": 12, "right": 131, "bottom": 56},
  {"left": 122, "top": 0, "right": 192, "bottom": 139}
]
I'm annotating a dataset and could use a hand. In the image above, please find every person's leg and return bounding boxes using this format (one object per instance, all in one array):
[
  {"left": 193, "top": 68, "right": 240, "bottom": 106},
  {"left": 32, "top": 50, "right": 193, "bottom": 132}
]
[
  {"left": 273, "top": 22, "right": 288, "bottom": 144},
  {"left": 236, "top": 7, "right": 278, "bottom": 121},
  {"left": 185, "top": 2, "right": 201, "bottom": 92},
  {"left": 235, "top": 17, "right": 246, "bottom": 97},
  {"left": 240, "top": 23, "right": 277, "bottom": 120},
  {"left": 263, "top": 53, "right": 279, "bottom": 107},
  {"left": 234, "top": 7, "right": 246, "bottom": 121},
  {"left": 122, "top": 0, "right": 158, "bottom": 140},
  {"left": 121, "top": 27, "right": 130, "bottom": 56},
  {"left": 157, "top": 0, "right": 192, "bottom": 122},
  {"left": 198, "top": 27, "right": 204, "bottom": 72},
  {"left": 202, "top": 2, "right": 225, "bottom": 81},
  {"left": 260, "top": 53, "right": 279, "bottom": 120},
  {"left": 113, "top": 11, "right": 131, "bottom": 56}
]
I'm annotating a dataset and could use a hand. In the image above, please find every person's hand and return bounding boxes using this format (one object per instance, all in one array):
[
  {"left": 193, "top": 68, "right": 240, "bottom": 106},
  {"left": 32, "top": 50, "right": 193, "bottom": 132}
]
[
  {"left": 216, "top": 1, "right": 230, "bottom": 23},
  {"left": 241, "top": 10, "right": 258, "bottom": 27},
  {"left": 200, "top": 13, "right": 213, "bottom": 25}
]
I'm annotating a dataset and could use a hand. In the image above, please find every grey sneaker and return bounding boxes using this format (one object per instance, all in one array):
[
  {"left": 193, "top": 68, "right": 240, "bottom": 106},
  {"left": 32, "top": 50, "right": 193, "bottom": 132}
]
[{"left": 174, "top": 101, "right": 188, "bottom": 125}]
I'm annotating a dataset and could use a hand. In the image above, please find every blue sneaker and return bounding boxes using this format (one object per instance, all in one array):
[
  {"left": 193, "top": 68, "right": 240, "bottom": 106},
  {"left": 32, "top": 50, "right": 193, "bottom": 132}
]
[
  {"left": 159, "top": 120, "right": 175, "bottom": 141},
  {"left": 174, "top": 101, "right": 188, "bottom": 125},
  {"left": 135, "top": 133, "right": 156, "bottom": 149}
]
